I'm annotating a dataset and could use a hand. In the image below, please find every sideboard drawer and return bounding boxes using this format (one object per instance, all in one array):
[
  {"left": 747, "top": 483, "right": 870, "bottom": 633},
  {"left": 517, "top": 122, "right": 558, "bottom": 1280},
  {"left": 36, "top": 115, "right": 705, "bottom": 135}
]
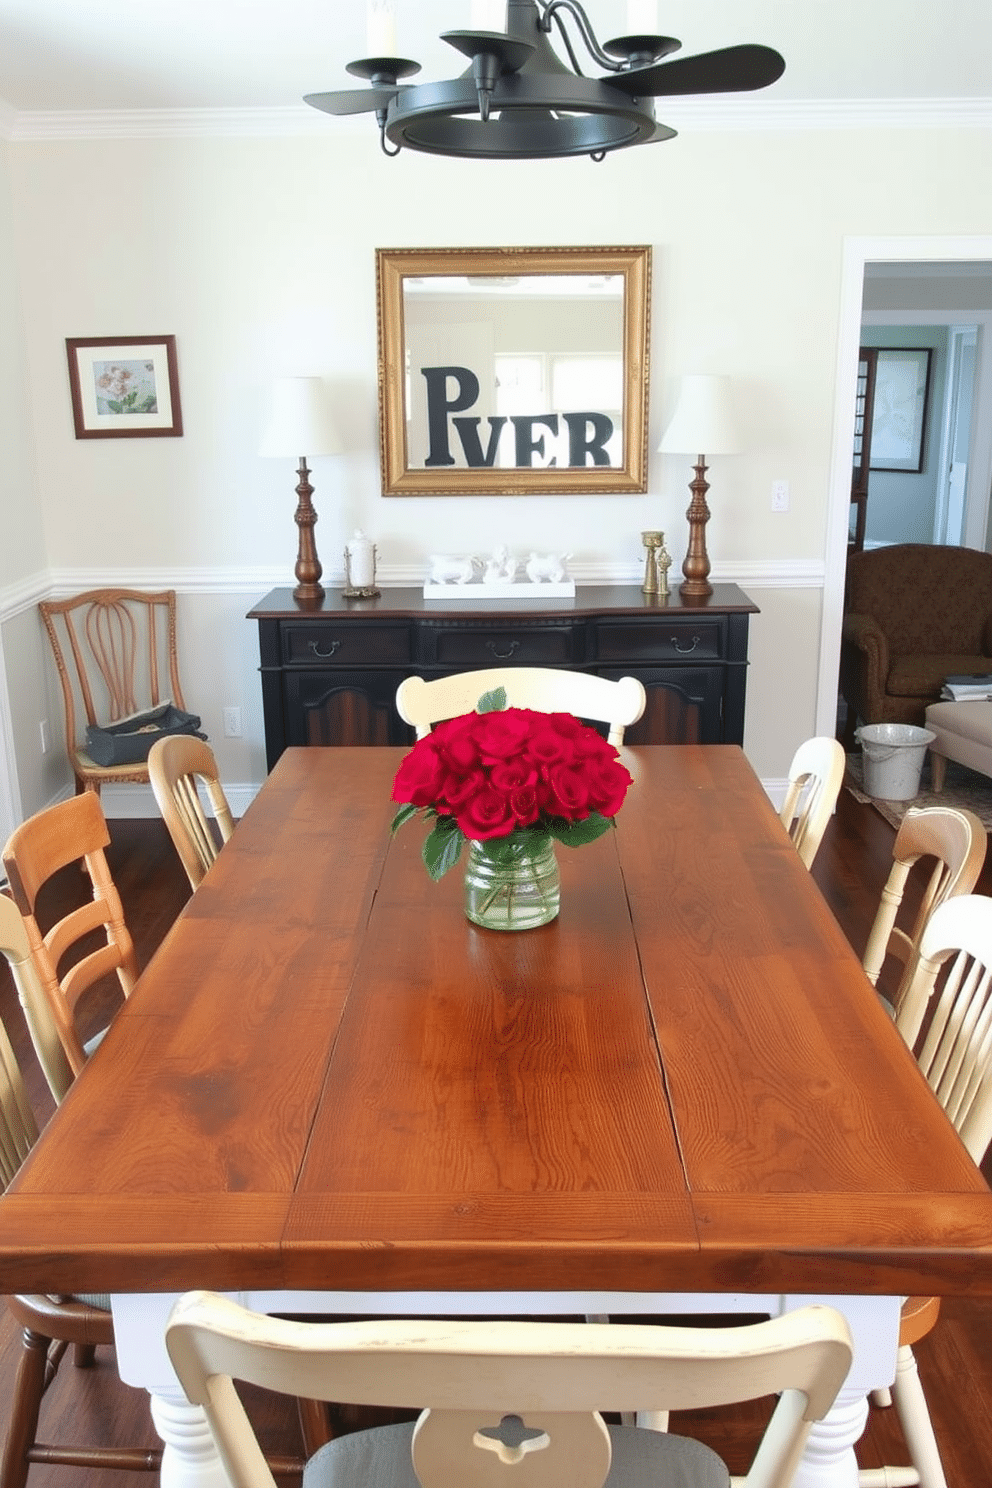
[
  {"left": 282, "top": 623, "right": 412, "bottom": 666},
  {"left": 594, "top": 621, "right": 723, "bottom": 663},
  {"left": 432, "top": 625, "right": 576, "bottom": 667}
]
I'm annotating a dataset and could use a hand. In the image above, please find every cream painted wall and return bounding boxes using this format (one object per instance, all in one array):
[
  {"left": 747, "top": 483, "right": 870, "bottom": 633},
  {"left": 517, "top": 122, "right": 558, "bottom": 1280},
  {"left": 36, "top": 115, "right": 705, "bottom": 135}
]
[
  {"left": 0, "top": 142, "right": 44, "bottom": 588},
  {"left": 0, "top": 140, "right": 45, "bottom": 836},
  {"left": 1, "top": 122, "right": 991, "bottom": 817}
]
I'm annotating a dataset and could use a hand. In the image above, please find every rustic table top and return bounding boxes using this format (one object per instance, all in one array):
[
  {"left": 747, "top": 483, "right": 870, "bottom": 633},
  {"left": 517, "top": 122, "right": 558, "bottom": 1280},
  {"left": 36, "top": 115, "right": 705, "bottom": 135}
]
[{"left": 3, "top": 745, "right": 991, "bottom": 1299}]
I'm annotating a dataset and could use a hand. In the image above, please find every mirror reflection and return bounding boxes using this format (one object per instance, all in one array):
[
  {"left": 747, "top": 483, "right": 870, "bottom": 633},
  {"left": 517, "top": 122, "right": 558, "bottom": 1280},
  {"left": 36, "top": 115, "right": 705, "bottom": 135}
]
[{"left": 403, "top": 274, "right": 625, "bottom": 473}]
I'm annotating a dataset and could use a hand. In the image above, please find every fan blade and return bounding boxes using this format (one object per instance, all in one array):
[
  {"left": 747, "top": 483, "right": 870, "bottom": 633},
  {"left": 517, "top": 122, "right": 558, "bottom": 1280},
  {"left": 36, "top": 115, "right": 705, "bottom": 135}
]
[
  {"left": 608, "top": 44, "right": 785, "bottom": 98},
  {"left": 304, "top": 88, "right": 398, "bottom": 116}
]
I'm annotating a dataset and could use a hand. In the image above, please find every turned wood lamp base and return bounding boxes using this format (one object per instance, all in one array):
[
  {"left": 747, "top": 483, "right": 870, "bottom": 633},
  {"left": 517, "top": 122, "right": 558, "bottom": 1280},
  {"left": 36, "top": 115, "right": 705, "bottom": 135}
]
[
  {"left": 292, "top": 457, "right": 325, "bottom": 604},
  {"left": 679, "top": 455, "right": 714, "bottom": 600}
]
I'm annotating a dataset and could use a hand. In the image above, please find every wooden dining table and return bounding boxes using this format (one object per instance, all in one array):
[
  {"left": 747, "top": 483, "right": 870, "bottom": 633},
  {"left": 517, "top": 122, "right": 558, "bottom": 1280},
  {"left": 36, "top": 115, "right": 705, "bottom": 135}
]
[{"left": 3, "top": 745, "right": 992, "bottom": 1488}]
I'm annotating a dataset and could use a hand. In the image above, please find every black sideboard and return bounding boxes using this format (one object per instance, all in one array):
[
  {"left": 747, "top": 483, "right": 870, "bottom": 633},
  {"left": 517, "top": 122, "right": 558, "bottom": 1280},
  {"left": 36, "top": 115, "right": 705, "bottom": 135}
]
[{"left": 248, "top": 584, "right": 759, "bottom": 772}]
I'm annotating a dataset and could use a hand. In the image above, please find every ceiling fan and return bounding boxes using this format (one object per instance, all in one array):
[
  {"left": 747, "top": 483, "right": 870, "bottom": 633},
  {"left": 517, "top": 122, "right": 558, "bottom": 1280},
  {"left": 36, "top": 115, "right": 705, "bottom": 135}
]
[{"left": 304, "top": 0, "right": 785, "bottom": 160}]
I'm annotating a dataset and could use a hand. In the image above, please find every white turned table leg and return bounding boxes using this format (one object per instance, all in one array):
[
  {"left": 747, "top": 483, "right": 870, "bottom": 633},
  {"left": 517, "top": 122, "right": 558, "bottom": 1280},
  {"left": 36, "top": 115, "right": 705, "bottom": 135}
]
[
  {"left": 791, "top": 1391, "right": 869, "bottom": 1488},
  {"left": 150, "top": 1389, "right": 231, "bottom": 1488}
]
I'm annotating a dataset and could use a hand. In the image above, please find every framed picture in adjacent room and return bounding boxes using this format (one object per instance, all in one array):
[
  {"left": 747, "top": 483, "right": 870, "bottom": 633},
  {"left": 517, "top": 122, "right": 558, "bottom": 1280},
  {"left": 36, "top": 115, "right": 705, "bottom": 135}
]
[
  {"left": 65, "top": 335, "right": 183, "bottom": 438},
  {"left": 868, "top": 346, "right": 932, "bottom": 473}
]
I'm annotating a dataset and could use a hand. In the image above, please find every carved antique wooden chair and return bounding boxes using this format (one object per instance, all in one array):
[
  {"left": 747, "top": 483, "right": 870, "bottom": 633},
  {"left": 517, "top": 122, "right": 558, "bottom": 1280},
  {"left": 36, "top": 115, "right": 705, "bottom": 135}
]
[
  {"left": 39, "top": 588, "right": 189, "bottom": 798},
  {"left": 396, "top": 668, "right": 646, "bottom": 748},
  {"left": 860, "top": 805, "right": 986, "bottom": 1036},
  {"left": 857, "top": 894, "right": 992, "bottom": 1488},
  {"left": 148, "top": 736, "right": 235, "bottom": 891},
  {"left": 778, "top": 736, "right": 846, "bottom": 870},
  {"left": 167, "top": 1295, "right": 852, "bottom": 1488},
  {"left": 1, "top": 792, "right": 139, "bottom": 1080}
]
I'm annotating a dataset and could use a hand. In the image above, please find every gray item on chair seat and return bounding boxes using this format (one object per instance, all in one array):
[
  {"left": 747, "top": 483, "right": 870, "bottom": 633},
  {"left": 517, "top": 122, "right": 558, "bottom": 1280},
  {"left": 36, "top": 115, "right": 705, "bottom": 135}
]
[
  {"left": 303, "top": 1420, "right": 729, "bottom": 1488},
  {"left": 85, "top": 702, "right": 205, "bottom": 766}
]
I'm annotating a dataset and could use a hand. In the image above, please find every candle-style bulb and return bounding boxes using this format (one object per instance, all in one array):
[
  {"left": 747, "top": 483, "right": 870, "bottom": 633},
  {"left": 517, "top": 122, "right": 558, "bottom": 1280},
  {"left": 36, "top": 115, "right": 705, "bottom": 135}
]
[
  {"left": 367, "top": 0, "right": 397, "bottom": 56},
  {"left": 626, "top": 0, "right": 658, "bottom": 32}
]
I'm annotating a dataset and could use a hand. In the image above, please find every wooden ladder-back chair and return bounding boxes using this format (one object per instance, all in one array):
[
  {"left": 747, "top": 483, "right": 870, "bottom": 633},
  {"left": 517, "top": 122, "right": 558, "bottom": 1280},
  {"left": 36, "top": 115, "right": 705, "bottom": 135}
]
[
  {"left": 167, "top": 1294, "right": 852, "bottom": 1488},
  {"left": 148, "top": 736, "right": 235, "bottom": 891},
  {"left": 0, "top": 900, "right": 310, "bottom": 1488},
  {"left": 0, "top": 907, "right": 162, "bottom": 1488},
  {"left": 857, "top": 894, "right": 992, "bottom": 1488},
  {"left": 778, "top": 736, "right": 846, "bottom": 870},
  {"left": 0, "top": 894, "right": 72, "bottom": 1105},
  {"left": 39, "top": 589, "right": 188, "bottom": 797},
  {"left": 396, "top": 668, "right": 647, "bottom": 749},
  {"left": 861, "top": 805, "right": 986, "bottom": 1036},
  {"left": 1, "top": 793, "right": 138, "bottom": 1079}
]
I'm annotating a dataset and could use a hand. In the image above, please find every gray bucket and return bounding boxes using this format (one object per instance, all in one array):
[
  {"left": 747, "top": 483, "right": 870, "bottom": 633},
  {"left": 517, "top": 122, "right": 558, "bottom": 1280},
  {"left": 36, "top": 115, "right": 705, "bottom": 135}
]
[{"left": 855, "top": 722, "right": 936, "bottom": 801}]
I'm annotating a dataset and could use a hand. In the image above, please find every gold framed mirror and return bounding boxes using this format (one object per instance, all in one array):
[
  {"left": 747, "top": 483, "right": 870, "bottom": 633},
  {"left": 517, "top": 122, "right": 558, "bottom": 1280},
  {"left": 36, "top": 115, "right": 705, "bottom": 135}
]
[{"left": 376, "top": 245, "right": 651, "bottom": 496}]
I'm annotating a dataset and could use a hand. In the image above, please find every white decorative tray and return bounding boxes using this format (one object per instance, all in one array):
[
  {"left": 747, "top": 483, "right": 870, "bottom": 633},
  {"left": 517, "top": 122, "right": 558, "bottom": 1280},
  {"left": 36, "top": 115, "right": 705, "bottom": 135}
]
[{"left": 423, "top": 580, "right": 576, "bottom": 600}]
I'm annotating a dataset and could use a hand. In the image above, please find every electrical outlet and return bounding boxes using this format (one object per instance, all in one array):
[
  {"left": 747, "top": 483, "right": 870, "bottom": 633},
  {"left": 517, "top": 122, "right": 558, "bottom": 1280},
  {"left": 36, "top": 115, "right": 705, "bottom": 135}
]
[
  {"left": 771, "top": 479, "right": 790, "bottom": 513},
  {"left": 223, "top": 706, "right": 242, "bottom": 738},
  {"left": 39, "top": 719, "right": 50, "bottom": 755}
]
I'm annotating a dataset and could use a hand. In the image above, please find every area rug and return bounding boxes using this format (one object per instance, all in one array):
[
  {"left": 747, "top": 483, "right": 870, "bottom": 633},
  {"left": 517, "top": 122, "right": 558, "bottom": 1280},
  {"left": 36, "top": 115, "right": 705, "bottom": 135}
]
[{"left": 845, "top": 752, "right": 992, "bottom": 832}]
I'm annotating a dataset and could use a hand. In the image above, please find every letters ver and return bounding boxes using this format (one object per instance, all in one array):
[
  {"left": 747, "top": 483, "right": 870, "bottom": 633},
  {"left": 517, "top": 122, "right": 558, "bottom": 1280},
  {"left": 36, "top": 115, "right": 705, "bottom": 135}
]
[{"left": 421, "top": 365, "right": 614, "bottom": 469}]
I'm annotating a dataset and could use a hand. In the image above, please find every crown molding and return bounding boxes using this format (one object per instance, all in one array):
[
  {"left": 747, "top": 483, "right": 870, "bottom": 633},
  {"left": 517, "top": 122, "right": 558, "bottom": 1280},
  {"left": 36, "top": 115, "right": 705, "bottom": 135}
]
[{"left": 4, "top": 96, "right": 991, "bottom": 143}]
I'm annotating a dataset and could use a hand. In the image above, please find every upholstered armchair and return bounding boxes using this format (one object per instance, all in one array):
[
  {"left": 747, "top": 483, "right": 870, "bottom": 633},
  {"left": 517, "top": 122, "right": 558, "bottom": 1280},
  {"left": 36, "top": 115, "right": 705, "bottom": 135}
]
[{"left": 840, "top": 543, "right": 992, "bottom": 745}]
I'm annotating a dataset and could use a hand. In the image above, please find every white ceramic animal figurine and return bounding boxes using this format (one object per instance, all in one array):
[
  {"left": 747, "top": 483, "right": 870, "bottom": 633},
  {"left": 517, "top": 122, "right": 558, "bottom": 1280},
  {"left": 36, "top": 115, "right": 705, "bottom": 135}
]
[
  {"left": 482, "top": 546, "right": 518, "bottom": 583},
  {"left": 428, "top": 553, "right": 478, "bottom": 585},
  {"left": 525, "top": 551, "right": 571, "bottom": 584}
]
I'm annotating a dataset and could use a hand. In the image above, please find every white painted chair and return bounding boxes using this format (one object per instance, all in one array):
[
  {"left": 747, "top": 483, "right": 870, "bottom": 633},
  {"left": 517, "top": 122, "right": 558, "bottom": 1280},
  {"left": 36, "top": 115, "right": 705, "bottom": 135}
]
[
  {"left": 860, "top": 805, "right": 986, "bottom": 1038},
  {"left": 148, "top": 736, "right": 235, "bottom": 891},
  {"left": 166, "top": 1293, "right": 852, "bottom": 1488},
  {"left": 778, "top": 736, "right": 846, "bottom": 869},
  {"left": 396, "top": 669, "right": 646, "bottom": 749},
  {"left": 858, "top": 893, "right": 992, "bottom": 1488}
]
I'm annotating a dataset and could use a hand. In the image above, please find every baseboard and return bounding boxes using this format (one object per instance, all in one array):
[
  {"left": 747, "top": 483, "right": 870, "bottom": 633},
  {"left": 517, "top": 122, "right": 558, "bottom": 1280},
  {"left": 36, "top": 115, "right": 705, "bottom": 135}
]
[{"left": 87, "top": 781, "right": 261, "bottom": 821}]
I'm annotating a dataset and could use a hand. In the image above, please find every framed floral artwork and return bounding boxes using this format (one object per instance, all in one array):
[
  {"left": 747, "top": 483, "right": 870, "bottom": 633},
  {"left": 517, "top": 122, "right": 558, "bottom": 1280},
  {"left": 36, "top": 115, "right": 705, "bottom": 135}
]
[{"left": 65, "top": 335, "right": 183, "bottom": 439}]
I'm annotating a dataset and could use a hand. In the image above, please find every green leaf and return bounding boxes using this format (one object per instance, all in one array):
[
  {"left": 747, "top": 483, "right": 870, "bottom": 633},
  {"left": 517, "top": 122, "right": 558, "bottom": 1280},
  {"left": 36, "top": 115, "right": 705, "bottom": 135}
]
[
  {"left": 547, "top": 812, "right": 616, "bottom": 848},
  {"left": 476, "top": 686, "right": 507, "bottom": 714},
  {"left": 422, "top": 821, "right": 465, "bottom": 880},
  {"left": 390, "top": 802, "right": 421, "bottom": 834}
]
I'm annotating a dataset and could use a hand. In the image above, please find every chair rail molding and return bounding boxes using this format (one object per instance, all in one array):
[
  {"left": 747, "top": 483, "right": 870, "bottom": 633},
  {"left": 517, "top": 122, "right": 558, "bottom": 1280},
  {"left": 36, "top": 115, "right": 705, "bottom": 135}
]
[{"left": 38, "top": 558, "right": 824, "bottom": 599}]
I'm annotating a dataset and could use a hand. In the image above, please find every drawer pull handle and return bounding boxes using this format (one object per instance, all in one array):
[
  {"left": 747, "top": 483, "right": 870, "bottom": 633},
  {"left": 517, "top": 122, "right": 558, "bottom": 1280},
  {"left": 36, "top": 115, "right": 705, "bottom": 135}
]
[
  {"left": 308, "top": 639, "right": 341, "bottom": 658},
  {"left": 671, "top": 634, "right": 700, "bottom": 655},
  {"left": 486, "top": 640, "right": 520, "bottom": 659}
]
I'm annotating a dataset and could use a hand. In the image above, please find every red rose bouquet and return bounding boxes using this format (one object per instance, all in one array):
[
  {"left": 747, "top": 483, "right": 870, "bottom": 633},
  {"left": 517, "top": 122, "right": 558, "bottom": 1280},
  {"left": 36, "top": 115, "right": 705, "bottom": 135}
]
[{"left": 391, "top": 686, "right": 634, "bottom": 880}]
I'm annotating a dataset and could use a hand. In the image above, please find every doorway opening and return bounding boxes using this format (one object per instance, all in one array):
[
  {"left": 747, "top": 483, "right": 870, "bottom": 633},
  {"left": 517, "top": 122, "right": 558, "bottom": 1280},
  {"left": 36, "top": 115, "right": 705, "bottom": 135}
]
[{"left": 820, "top": 239, "right": 992, "bottom": 746}]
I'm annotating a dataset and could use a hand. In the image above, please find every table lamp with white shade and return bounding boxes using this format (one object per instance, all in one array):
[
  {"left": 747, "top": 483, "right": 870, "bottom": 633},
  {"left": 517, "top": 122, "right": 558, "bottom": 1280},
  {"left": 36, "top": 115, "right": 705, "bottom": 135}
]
[
  {"left": 259, "top": 376, "right": 342, "bottom": 605},
  {"left": 658, "top": 374, "right": 741, "bottom": 599}
]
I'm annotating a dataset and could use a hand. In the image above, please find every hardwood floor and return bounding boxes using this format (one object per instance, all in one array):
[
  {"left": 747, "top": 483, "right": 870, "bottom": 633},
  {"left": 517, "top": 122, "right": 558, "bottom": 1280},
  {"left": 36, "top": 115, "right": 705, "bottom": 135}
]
[{"left": 2, "top": 790, "right": 992, "bottom": 1487}]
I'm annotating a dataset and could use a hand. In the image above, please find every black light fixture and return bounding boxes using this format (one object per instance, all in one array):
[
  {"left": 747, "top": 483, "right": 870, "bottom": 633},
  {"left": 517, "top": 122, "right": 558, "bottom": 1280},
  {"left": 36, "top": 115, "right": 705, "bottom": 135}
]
[{"left": 304, "top": 0, "right": 785, "bottom": 161}]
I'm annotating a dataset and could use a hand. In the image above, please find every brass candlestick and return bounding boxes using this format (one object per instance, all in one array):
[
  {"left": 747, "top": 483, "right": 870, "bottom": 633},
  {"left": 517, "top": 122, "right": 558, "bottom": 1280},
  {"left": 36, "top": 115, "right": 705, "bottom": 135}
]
[{"left": 641, "top": 531, "right": 672, "bottom": 598}]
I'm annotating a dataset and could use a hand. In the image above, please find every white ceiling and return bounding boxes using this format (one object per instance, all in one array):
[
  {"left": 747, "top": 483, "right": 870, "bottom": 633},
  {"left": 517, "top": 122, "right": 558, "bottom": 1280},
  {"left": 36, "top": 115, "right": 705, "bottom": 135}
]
[{"left": 0, "top": 0, "right": 990, "bottom": 115}]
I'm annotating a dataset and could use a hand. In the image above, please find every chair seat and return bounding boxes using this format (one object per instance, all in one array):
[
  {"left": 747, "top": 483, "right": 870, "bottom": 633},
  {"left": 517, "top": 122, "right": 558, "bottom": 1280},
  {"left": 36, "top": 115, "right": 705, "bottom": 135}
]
[
  {"left": 304, "top": 1420, "right": 728, "bottom": 1488},
  {"left": 72, "top": 747, "right": 153, "bottom": 783}
]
